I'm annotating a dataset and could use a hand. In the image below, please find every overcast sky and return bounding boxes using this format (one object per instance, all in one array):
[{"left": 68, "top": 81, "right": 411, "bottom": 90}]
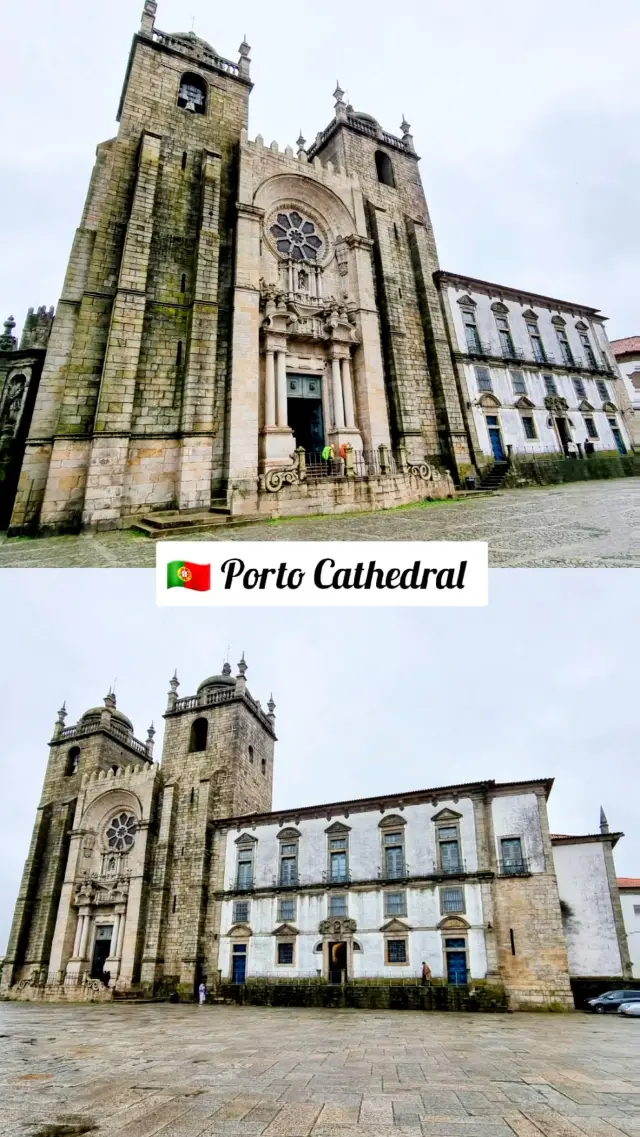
[
  {"left": 0, "top": 568, "right": 637, "bottom": 953},
  {"left": 1, "top": 0, "right": 639, "bottom": 341}
]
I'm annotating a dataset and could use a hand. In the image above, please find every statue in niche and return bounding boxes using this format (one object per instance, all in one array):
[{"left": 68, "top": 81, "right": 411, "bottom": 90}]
[{"left": 1, "top": 375, "right": 26, "bottom": 430}]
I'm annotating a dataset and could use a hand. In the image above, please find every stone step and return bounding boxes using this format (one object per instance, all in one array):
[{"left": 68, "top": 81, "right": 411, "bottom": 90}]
[{"left": 131, "top": 513, "right": 263, "bottom": 539}]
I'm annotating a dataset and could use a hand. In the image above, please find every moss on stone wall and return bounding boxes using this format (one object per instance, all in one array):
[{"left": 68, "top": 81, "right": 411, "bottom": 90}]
[
  {"left": 507, "top": 453, "right": 639, "bottom": 487},
  {"left": 219, "top": 980, "right": 508, "bottom": 1012}
]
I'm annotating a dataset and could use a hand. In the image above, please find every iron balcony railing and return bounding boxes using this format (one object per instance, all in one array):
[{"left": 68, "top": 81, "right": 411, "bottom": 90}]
[
  {"left": 499, "top": 857, "right": 531, "bottom": 877},
  {"left": 226, "top": 861, "right": 477, "bottom": 892},
  {"left": 274, "top": 872, "right": 300, "bottom": 889},
  {"left": 439, "top": 859, "right": 466, "bottom": 876},
  {"left": 235, "top": 876, "right": 254, "bottom": 891},
  {"left": 378, "top": 862, "right": 410, "bottom": 881},
  {"left": 323, "top": 869, "right": 351, "bottom": 885}
]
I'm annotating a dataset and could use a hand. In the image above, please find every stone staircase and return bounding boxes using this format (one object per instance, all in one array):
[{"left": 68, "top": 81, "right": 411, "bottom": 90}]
[
  {"left": 478, "top": 462, "right": 510, "bottom": 491},
  {"left": 130, "top": 501, "right": 263, "bottom": 539}
]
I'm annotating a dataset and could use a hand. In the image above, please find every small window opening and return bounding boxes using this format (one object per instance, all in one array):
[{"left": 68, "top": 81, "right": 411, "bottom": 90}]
[
  {"left": 190, "top": 787, "right": 195, "bottom": 806},
  {"left": 189, "top": 718, "right": 208, "bottom": 753},
  {"left": 393, "top": 222, "right": 399, "bottom": 242},
  {"left": 510, "top": 928, "right": 516, "bottom": 955},
  {"left": 398, "top": 288, "right": 402, "bottom": 298},
  {"left": 261, "top": 757, "right": 266, "bottom": 775},
  {"left": 177, "top": 72, "right": 207, "bottom": 115},
  {"left": 248, "top": 745, "right": 254, "bottom": 764},
  {"left": 172, "top": 895, "right": 177, "bottom": 913},
  {"left": 177, "top": 341, "right": 183, "bottom": 366},
  {"left": 180, "top": 274, "right": 186, "bottom": 293},
  {"left": 181, "top": 151, "right": 188, "bottom": 171},
  {"left": 111, "top": 765, "right": 119, "bottom": 775},
  {"left": 65, "top": 747, "right": 80, "bottom": 776},
  {"left": 375, "top": 150, "right": 395, "bottom": 188}
]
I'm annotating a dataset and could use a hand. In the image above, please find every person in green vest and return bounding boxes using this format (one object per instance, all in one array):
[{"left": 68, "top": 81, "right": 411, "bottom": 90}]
[{"left": 321, "top": 443, "right": 334, "bottom": 475}]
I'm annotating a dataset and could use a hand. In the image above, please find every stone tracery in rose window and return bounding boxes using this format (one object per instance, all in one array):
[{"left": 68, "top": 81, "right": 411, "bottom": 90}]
[
  {"left": 270, "top": 211, "right": 324, "bottom": 262},
  {"left": 106, "top": 813, "right": 137, "bottom": 852}
]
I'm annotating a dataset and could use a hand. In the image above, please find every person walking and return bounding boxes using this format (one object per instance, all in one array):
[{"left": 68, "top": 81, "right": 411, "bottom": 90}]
[
  {"left": 421, "top": 961, "right": 432, "bottom": 985},
  {"left": 198, "top": 981, "right": 206, "bottom": 1005}
]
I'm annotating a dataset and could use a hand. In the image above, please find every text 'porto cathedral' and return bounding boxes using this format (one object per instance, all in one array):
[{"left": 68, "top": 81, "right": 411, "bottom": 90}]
[{"left": 2, "top": 658, "right": 632, "bottom": 1009}]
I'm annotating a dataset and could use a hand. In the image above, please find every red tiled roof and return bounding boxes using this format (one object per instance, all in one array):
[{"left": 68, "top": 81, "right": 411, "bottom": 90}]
[
  {"left": 610, "top": 336, "right": 640, "bottom": 357},
  {"left": 618, "top": 878, "right": 640, "bottom": 889}
]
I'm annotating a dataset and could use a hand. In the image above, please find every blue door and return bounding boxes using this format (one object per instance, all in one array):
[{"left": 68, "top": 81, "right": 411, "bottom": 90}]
[
  {"left": 612, "top": 427, "right": 627, "bottom": 456},
  {"left": 445, "top": 938, "right": 468, "bottom": 985},
  {"left": 486, "top": 416, "right": 505, "bottom": 460},
  {"left": 232, "top": 947, "right": 247, "bottom": 984}
]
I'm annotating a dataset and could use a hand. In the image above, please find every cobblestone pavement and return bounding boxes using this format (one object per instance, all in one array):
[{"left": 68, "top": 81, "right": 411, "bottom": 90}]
[
  {"left": 1, "top": 1003, "right": 640, "bottom": 1137},
  {"left": 0, "top": 480, "right": 637, "bottom": 568}
]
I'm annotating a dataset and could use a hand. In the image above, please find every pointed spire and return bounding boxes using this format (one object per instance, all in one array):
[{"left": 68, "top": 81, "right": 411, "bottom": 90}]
[
  {"left": 146, "top": 721, "right": 156, "bottom": 758},
  {"left": 238, "top": 36, "right": 251, "bottom": 79},
  {"left": 600, "top": 807, "right": 609, "bottom": 834},
  {"left": 104, "top": 688, "right": 116, "bottom": 710},
  {"left": 267, "top": 694, "right": 276, "bottom": 723},
  {"left": 296, "top": 130, "right": 307, "bottom": 158},
  {"left": 167, "top": 670, "right": 180, "bottom": 713},
  {"left": 237, "top": 653, "right": 248, "bottom": 678},
  {"left": 400, "top": 115, "right": 415, "bottom": 152},
  {"left": 57, "top": 701, "right": 67, "bottom": 725},
  {"left": 333, "top": 82, "right": 347, "bottom": 122}
]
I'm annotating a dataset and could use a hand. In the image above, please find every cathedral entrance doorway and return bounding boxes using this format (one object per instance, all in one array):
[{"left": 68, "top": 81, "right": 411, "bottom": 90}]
[
  {"left": 90, "top": 924, "right": 113, "bottom": 980},
  {"left": 328, "top": 941, "right": 347, "bottom": 984},
  {"left": 287, "top": 375, "right": 325, "bottom": 459}
]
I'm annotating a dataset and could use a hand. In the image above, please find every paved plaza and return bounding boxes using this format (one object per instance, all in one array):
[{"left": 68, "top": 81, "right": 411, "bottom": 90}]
[
  {"left": 0, "top": 480, "right": 638, "bottom": 569},
  {"left": 1, "top": 1002, "right": 639, "bottom": 1137}
]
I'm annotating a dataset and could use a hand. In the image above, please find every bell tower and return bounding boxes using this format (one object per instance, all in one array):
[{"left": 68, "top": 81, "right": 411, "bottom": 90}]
[
  {"left": 141, "top": 657, "right": 276, "bottom": 996},
  {"left": 10, "top": 1, "right": 253, "bottom": 537},
  {"left": 307, "top": 89, "right": 471, "bottom": 479}
]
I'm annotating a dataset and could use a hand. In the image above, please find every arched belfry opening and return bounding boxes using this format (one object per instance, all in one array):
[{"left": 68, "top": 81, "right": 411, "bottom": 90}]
[
  {"left": 375, "top": 150, "right": 395, "bottom": 188},
  {"left": 177, "top": 72, "right": 207, "bottom": 114},
  {"left": 189, "top": 717, "right": 208, "bottom": 752}
]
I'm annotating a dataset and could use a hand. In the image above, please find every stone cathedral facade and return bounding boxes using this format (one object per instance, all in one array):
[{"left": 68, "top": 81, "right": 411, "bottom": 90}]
[
  {"left": 2, "top": 660, "right": 631, "bottom": 1010},
  {"left": 5, "top": 1, "right": 463, "bottom": 536}
]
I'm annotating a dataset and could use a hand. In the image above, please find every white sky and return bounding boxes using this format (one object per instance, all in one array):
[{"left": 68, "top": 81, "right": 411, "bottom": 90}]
[
  {"left": 0, "top": 568, "right": 637, "bottom": 953},
  {"left": 1, "top": 0, "right": 639, "bottom": 339}
]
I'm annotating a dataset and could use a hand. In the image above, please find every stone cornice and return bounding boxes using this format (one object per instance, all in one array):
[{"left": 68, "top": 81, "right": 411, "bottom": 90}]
[
  {"left": 213, "top": 776, "right": 554, "bottom": 831},
  {"left": 215, "top": 868, "right": 496, "bottom": 903},
  {"left": 436, "top": 270, "right": 602, "bottom": 319}
]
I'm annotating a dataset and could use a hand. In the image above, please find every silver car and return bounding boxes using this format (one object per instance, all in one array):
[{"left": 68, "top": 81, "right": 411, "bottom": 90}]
[{"left": 618, "top": 1002, "right": 640, "bottom": 1017}]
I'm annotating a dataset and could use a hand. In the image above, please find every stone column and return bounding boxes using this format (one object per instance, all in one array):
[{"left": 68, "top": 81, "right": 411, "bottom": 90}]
[
  {"left": 111, "top": 913, "right": 121, "bottom": 957},
  {"left": 331, "top": 357, "right": 345, "bottom": 428},
  {"left": 79, "top": 910, "right": 91, "bottom": 959},
  {"left": 341, "top": 356, "right": 356, "bottom": 429},
  {"left": 115, "top": 909, "right": 126, "bottom": 959},
  {"left": 276, "top": 350, "right": 288, "bottom": 428},
  {"left": 265, "top": 349, "right": 276, "bottom": 427},
  {"left": 72, "top": 914, "right": 84, "bottom": 959}
]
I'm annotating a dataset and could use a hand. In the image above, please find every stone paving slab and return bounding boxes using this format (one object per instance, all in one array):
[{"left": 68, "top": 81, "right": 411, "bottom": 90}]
[
  {"left": 1, "top": 1003, "right": 639, "bottom": 1137},
  {"left": 0, "top": 480, "right": 638, "bottom": 567}
]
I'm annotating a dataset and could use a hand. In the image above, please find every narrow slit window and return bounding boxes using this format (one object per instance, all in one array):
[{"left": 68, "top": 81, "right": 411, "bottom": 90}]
[
  {"left": 510, "top": 928, "right": 516, "bottom": 955},
  {"left": 181, "top": 151, "right": 188, "bottom": 171},
  {"left": 180, "top": 274, "right": 186, "bottom": 293},
  {"left": 177, "top": 341, "right": 183, "bottom": 366}
]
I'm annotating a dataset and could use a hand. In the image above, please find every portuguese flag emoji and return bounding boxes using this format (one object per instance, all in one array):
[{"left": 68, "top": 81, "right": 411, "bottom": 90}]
[{"left": 166, "top": 560, "right": 211, "bottom": 591}]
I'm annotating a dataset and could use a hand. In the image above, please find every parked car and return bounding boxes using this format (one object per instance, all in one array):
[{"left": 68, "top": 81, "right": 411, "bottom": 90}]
[
  {"left": 587, "top": 990, "right": 640, "bottom": 1013},
  {"left": 618, "top": 1002, "right": 640, "bottom": 1017}
]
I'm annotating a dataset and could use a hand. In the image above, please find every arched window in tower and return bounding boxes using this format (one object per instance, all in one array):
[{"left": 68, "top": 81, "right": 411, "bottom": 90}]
[
  {"left": 189, "top": 717, "right": 208, "bottom": 752},
  {"left": 375, "top": 151, "right": 395, "bottom": 188},
  {"left": 65, "top": 746, "right": 80, "bottom": 776},
  {"left": 177, "top": 72, "right": 207, "bottom": 114}
]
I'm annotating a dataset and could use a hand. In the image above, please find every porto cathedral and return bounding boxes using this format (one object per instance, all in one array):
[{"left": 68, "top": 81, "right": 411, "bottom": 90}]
[
  {"left": 0, "top": 1, "right": 634, "bottom": 533},
  {"left": 1, "top": 658, "right": 632, "bottom": 1009}
]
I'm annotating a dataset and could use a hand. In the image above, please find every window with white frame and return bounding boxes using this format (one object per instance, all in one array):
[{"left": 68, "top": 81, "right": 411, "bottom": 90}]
[
  {"left": 633, "top": 904, "right": 640, "bottom": 917},
  {"left": 279, "top": 840, "right": 298, "bottom": 886},
  {"left": 475, "top": 366, "right": 492, "bottom": 392},
  {"left": 543, "top": 375, "right": 558, "bottom": 396},
  {"left": 277, "top": 897, "right": 296, "bottom": 922},
  {"left": 384, "top": 890, "right": 407, "bottom": 917},
  {"left": 462, "top": 308, "right": 481, "bottom": 353},
  {"left": 236, "top": 844, "right": 254, "bottom": 889},
  {"left": 596, "top": 379, "right": 609, "bottom": 401},
  {"left": 437, "top": 824, "right": 462, "bottom": 873},
  {"left": 328, "top": 836, "right": 348, "bottom": 883},
  {"left": 328, "top": 894, "right": 347, "bottom": 917},
  {"left": 584, "top": 417, "right": 598, "bottom": 439},
  {"left": 579, "top": 331, "right": 597, "bottom": 367},
  {"left": 511, "top": 370, "right": 527, "bottom": 395},
  {"left": 495, "top": 314, "right": 516, "bottom": 358},
  {"left": 277, "top": 941, "right": 294, "bottom": 965},
  {"left": 382, "top": 830, "right": 405, "bottom": 879},
  {"left": 233, "top": 900, "right": 250, "bottom": 924},
  {"left": 526, "top": 320, "right": 546, "bottom": 363},
  {"left": 555, "top": 326, "right": 574, "bottom": 366},
  {"left": 573, "top": 377, "right": 586, "bottom": 399},
  {"left": 441, "top": 887, "right": 465, "bottom": 914},
  {"left": 499, "top": 837, "right": 526, "bottom": 874}
]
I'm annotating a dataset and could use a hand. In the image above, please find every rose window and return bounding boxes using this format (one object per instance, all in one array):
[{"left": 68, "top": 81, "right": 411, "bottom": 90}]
[
  {"left": 270, "top": 211, "right": 323, "bottom": 262},
  {"left": 106, "top": 813, "right": 137, "bottom": 852}
]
